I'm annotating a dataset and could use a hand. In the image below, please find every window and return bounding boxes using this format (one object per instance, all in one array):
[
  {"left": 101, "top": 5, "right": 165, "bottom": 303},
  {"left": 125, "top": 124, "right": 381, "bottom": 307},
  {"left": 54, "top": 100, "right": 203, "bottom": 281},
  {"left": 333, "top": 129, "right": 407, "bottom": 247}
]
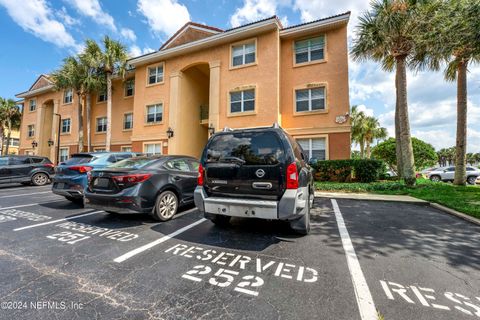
[
  {"left": 94, "top": 148, "right": 106, "bottom": 152},
  {"left": 30, "top": 157, "right": 45, "bottom": 163},
  {"left": 27, "top": 125, "right": 35, "bottom": 138},
  {"left": 59, "top": 148, "right": 69, "bottom": 162},
  {"left": 96, "top": 117, "right": 107, "bottom": 133},
  {"left": 164, "top": 159, "right": 190, "bottom": 172},
  {"left": 230, "top": 89, "right": 255, "bottom": 113},
  {"left": 10, "top": 138, "right": 20, "bottom": 147},
  {"left": 123, "top": 113, "right": 133, "bottom": 130},
  {"left": 295, "top": 87, "right": 325, "bottom": 112},
  {"left": 64, "top": 89, "right": 73, "bottom": 104},
  {"left": 148, "top": 65, "right": 164, "bottom": 85},
  {"left": 144, "top": 143, "right": 162, "bottom": 156},
  {"left": 121, "top": 146, "right": 132, "bottom": 152},
  {"left": 295, "top": 36, "right": 325, "bottom": 64},
  {"left": 146, "top": 104, "right": 163, "bottom": 123},
  {"left": 9, "top": 157, "right": 30, "bottom": 165},
  {"left": 232, "top": 42, "right": 256, "bottom": 67},
  {"left": 29, "top": 99, "right": 36, "bottom": 111},
  {"left": 125, "top": 79, "right": 135, "bottom": 96},
  {"left": 98, "top": 91, "right": 107, "bottom": 102},
  {"left": 61, "top": 118, "right": 71, "bottom": 133},
  {"left": 297, "top": 138, "right": 326, "bottom": 161}
]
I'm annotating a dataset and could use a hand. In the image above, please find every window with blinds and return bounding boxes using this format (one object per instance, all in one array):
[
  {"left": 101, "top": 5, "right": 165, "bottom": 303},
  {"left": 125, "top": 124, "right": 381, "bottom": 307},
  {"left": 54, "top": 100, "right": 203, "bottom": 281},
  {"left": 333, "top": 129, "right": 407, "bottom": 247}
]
[
  {"left": 230, "top": 89, "right": 255, "bottom": 113},
  {"left": 295, "top": 87, "right": 325, "bottom": 112},
  {"left": 294, "top": 36, "right": 325, "bottom": 64},
  {"left": 232, "top": 42, "right": 256, "bottom": 67},
  {"left": 297, "top": 138, "right": 326, "bottom": 161}
]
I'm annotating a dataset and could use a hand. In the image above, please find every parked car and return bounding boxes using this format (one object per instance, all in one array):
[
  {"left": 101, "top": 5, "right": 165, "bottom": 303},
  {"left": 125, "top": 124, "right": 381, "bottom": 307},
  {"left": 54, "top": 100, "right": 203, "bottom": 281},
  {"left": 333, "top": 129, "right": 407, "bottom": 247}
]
[
  {"left": 194, "top": 125, "right": 314, "bottom": 235},
  {"left": 427, "top": 166, "right": 480, "bottom": 185},
  {"left": 52, "top": 152, "right": 140, "bottom": 203},
  {"left": 0, "top": 155, "right": 54, "bottom": 186},
  {"left": 84, "top": 155, "right": 199, "bottom": 221},
  {"left": 476, "top": 175, "right": 480, "bottom": 185}
]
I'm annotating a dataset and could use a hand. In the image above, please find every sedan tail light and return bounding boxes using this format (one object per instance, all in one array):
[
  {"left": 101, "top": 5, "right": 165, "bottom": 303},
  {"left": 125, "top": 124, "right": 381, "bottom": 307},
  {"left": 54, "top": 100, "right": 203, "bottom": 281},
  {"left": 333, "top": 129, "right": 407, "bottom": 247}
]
[
  {"left": 69, "top": 166, "right": 93, "bottom": 173},
  {"left": 286, "top": 162, "right": 299, "bottom": 189},
  {"left": 198, "top": 164, "right": 204, "bottom": 186},
  {"left": 112, "top": 174, "right": 152, "bottom": 186}
]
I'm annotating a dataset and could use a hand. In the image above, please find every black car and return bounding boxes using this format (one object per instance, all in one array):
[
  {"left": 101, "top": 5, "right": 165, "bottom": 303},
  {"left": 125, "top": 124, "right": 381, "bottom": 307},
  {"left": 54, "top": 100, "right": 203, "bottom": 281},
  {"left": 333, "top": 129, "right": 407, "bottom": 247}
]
[
  {"left": 84, "top": 155, "right": 200, "bottom": 221},
  {"left": 194, "top": 125, "right": 314, "bottom": 234},
  {"left": 0, "top": 155, "right": 55, "bottom": 186}
]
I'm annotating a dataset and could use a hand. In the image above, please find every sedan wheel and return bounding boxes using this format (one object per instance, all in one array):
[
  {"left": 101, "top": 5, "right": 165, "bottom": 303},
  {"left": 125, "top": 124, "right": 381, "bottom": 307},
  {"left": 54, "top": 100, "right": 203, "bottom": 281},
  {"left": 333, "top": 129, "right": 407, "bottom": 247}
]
[
  {"left": 31, "top": 173, "right": 49, "bottom": 186},
  {"left": 467, "top": 176, "right": 476, "bottom": 185},
  {"left": 430, "top": 175, "right": 441, "bottom": 183},
  {"left": 153, "top": 191, "right": 178, "bottom": 222}
]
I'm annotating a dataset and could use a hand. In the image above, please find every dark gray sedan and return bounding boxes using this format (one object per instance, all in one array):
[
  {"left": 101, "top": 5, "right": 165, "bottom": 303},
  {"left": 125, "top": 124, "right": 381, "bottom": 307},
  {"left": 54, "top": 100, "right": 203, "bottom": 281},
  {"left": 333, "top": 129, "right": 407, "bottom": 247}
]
[{"left": 84, "top": 155, "right": 199, "bottom": 221}]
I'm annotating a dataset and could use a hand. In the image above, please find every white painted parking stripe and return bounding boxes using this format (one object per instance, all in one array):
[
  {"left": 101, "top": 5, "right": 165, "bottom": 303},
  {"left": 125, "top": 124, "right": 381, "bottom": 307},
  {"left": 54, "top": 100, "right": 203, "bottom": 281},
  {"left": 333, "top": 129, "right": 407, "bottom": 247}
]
[
  {"left": 13, "top": 211, "right": 104, "bottom": 231},
  {"left": 331, "top": 199, "right": 377, "bottom": 320},
  {"left": 0, "top": 191, "right": 52, "bottom": 198},
  {"left": 0, "top": 200, "right": 65, "bottom": 210},
  {"left": 173, "top": 207, "right": 197, "bottom": 220},
  {"left": 114, "top": 218, "right": 207, "bottom": 263}
]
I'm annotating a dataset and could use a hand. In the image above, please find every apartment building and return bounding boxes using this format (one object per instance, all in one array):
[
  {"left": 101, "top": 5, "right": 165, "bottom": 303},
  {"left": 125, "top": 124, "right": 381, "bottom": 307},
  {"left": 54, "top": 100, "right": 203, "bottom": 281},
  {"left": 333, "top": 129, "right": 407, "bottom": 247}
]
[
  {"left": 0, "top": 128, "right": 20, "bottom": 155},
  {"left": 16, "top": 12, "right": 351, "bottom": 163}
]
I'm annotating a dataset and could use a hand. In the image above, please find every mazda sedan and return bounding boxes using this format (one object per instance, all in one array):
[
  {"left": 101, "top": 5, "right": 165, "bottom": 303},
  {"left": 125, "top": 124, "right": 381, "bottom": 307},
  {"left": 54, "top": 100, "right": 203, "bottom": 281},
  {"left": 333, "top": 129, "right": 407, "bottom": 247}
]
[{"left": 84, "top": 155, "right": 199, "bottom": 221}]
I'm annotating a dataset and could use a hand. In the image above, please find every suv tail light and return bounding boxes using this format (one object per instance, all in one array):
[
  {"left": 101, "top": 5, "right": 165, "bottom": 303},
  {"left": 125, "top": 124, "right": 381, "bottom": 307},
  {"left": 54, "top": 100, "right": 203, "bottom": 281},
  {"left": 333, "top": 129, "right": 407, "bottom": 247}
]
[
  {"left": 112, "top": 174, "right": 152, "bottom": 186},
  {"left": 69, "top": 166, "right": 93, "bottom": 173},
  {"left": 43, "top": 163, "right": 55, "bottom": 168},
  {"left": 198, "top": 164, "right": 204, "bottom": 186},
  {"left": 286, "top": 162, "right": 298, "bottom": 189}
]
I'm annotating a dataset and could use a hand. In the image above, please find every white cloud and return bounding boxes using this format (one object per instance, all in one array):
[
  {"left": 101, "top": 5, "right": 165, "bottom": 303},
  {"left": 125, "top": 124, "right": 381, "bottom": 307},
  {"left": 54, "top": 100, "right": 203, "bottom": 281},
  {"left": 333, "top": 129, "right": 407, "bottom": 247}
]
[
  {"left": 56, "top": 6, "right": 79, "bottom": 26},
  {"left": 356, "top": 104, "right": 374, "bottom": 117},
  {"left": 128, "top": 45, "right": 155, "bottom": 58},
  {"left": 66, "top": 0, "right": 116, "bottom": 31},
  {"left": 0, "top": 0, "right": 78, "bottom": 49},
  {"left": 120, "top": 28, "right": 136, "bottom": 42},
  {"left": 230, "top": 0, "right": 292, "bottom": 27},
  {"left": 137, "top": 0, "right": 190, "bottom": 36}
]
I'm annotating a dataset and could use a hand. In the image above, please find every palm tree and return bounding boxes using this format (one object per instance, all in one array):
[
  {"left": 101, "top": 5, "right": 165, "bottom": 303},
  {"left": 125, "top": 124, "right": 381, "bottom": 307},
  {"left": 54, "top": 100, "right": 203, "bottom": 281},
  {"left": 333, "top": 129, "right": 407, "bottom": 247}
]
[
  {"left": 51, "top": 56, "right": 86, "bottom": 153},
  {"left": 413, "top": 0, "right": 480, "bottom": 185},
  {"left": 363, "top": 116, "right": 388, "bottom": 159},
  {"left": 86, "top": 36, "right": 128, "bottom": 151},
  {"left": 351, "top": 0, "right": 425, "bottom": 186},
  {"left": 350, "top": 105, "right": 367, "bottom": 158},
  {"left": 0, "top": 98, "right": 21, "bottom": 155},
  {"left": 79, "top": 39, "right": 105, "bottom": 152},
  {"left": 350, "top": 105, "right": 388, "bottom": 159}
]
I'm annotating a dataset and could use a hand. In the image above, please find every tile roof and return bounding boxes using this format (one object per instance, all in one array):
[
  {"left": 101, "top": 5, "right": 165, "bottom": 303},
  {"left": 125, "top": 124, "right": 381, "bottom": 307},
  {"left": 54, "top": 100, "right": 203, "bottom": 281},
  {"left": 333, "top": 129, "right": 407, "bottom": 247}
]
[{"left": 281, "top": 11, "right": 351, "bottom": 30}]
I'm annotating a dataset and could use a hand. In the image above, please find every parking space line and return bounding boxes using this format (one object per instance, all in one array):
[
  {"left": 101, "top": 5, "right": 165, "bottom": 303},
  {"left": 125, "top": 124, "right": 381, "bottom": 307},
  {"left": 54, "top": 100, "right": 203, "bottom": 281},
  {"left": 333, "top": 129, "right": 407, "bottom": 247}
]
[
  {"left": 173, "top": 207, "right": 197, "bottom": 220},
  {"left": 114, "top": 218, "right": 207, "bottom": 263},
  {"left": 0, "top": 200, "right": 65, "bottom": 210},
  {"left": 13, "top": 211, "right": 104, "bottom": 231},
  {"left": 0, "top": 191, "right": 52, "bottom": 198},
  {"left": 331, "top": 199, "right": 377, "bottom": 320}
]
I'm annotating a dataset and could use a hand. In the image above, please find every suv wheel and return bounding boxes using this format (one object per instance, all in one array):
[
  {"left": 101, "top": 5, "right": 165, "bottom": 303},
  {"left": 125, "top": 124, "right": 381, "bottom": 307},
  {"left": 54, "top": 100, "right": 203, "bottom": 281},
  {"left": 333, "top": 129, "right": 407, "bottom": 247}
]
[
  {"left": 467, "top": 176, "right": 476, "bottom": 185},
  {"left": 153, "top": 191, "right": 178, "bottom": 221},
  {"left": 31, "top": 173, "right": 49, "bottom": 186},
  {"left": 290, "top": 191, "right": 311, "bottom": 235},
  {"left": 430, "top": 175, "right": 441, "bottom": 183}
]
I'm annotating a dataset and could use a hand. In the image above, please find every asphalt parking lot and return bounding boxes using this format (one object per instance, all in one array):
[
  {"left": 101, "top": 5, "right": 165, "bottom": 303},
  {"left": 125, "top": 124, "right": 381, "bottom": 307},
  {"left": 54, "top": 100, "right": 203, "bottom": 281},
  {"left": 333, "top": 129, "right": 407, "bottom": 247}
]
[{"left": 0, "top": 184, "right": 479, "bottom": 320}]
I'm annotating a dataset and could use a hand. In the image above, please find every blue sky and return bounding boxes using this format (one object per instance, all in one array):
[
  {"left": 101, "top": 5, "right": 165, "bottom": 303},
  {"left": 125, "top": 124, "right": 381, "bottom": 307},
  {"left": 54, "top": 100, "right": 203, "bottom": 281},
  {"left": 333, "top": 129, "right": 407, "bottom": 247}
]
[{"left": 0, "top": 0, "right": 478, "bottom": 152}]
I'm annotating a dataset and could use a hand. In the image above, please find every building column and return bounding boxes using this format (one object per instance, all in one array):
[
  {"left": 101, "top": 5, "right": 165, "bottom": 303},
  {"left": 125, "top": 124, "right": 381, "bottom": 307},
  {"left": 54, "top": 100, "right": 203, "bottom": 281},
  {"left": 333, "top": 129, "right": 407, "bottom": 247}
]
[
  {"left": 35, "top": 104, "right": 44, "bottom": 156},
  {"left": 209, "top": 60, "right": 221, "bottom": 133},
  {"left": 50, "top": 100, "right": 59, "bottom": 162},
  {"left": 168, "top": 71, "right": 183, "bottom": 154}
]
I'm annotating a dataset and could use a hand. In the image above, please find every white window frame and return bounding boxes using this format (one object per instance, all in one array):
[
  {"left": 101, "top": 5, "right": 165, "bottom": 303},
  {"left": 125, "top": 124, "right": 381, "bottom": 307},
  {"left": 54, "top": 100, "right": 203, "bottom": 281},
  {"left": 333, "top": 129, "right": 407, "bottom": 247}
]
[
  {"left": 295, "top": 87, "right": 326, "bottom": 113},
  {"left": 64, "top": 89, "right": 73, "bottom": 104},
  {"left": 10, "top": 138, "right": 20, "bottom": 147},
  {"left": 231, "top": 39, "right": 257, "bottom": 68},
  {"left": 59, "top": 147, "right": 69, "bottom": 162},
  {"left": 123, "top": 113, "right": 133, "bottom": 130},
  {"left": 120, "top": 146, "right": 132, "bottom": 152},
  {"left": 229, "top": 89, "right": 255, "bottom": 114},
  {"left": 27, "top": 125, "right": 35, "bottom": 138},
  {"left": 143, "top": 143, "right": 162, "bottom": 156},
  {"left": 97, "top": 91, "right": 107, "bottom": 103},
  {"left": 294, "top": 35, "right": 326, "bottom": 65},
  {"left": 296, "top": 137, "right": 328, "bottom": 161},
  {"left": 96, "top": 117, "right": 107, "bottom": 133},
  {"left": 61, "top": 118, "right": 71, "bottom": 134},
  {"left": 124, "top": 79, "right": 135, "bottom": 97},
  {"left": 147, "top": 64, "right": 164, "bottom": 85},
  {"left": 29, "top": 99, "right": 36, "bottom": 112},
  {"left": 145, "top": 104, "right": 163, "bottom": 124}
]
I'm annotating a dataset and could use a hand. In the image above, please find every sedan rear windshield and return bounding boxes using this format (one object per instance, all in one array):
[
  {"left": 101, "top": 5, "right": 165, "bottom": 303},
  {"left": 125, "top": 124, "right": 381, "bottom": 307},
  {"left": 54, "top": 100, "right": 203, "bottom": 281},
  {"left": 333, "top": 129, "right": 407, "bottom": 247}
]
[
  {"left": 108, "top": 157, "right": 157, "bottom": 169},
  {"left": 206, "top": 132, "right": 284, "bottom": 165},
  {"left": 62, "top": 155, "right": 94, "bottom": 165}
]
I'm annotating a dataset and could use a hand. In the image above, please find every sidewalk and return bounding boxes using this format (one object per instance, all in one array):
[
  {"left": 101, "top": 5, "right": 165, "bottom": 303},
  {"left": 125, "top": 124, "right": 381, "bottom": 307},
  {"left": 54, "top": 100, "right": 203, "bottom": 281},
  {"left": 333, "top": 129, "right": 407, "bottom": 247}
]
[{"left": 314, "top": 191, "right": 428, "bottom": 204}]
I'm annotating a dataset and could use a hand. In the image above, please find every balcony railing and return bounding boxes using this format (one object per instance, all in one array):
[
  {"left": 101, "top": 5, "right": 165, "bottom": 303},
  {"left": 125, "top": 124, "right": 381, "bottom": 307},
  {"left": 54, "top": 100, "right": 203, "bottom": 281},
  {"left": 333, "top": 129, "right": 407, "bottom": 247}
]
[{"left": 200, "top": 105, "right": 209, "bottom": 122}]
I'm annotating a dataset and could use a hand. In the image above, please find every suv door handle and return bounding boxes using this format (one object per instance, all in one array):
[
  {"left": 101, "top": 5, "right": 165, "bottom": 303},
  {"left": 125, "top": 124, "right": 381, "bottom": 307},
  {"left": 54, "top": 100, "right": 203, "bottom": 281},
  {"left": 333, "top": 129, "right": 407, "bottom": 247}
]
[
  {"left": 252, "top": 182, "right": 272, "bottom": 189},
  {"left": 173, "top": 176, "right": 182, "bottom": 181}
]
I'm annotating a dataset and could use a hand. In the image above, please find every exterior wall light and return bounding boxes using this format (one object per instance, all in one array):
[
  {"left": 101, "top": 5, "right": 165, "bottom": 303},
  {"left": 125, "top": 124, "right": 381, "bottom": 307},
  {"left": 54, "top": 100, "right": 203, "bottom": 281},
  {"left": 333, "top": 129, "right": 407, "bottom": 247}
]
[
  {"left": 31, "top": 141, "right": 38, "bottom": 148},
  {"left": 167, "top": 127, "right": 174, "bottom": 139},
  {"left": 208, "top": 124, "right": 215, "bottom": 135},
  {"left": 48, "top": 138, "right": 54, "bottom": 147}
]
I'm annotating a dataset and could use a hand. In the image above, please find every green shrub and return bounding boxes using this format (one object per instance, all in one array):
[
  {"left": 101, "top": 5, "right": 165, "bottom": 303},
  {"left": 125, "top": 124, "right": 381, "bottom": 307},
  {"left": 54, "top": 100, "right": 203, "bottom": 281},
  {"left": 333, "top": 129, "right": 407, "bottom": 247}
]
[{"left": 312, "top": 159, "right": 385, "bottom": 183}]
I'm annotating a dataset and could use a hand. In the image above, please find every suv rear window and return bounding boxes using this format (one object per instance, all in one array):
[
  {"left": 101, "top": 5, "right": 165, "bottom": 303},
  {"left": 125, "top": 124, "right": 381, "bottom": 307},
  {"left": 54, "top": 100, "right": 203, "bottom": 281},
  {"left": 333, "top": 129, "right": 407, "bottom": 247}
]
[
  {"left": 63, "top": 155, "right": 93, "bottom": 165},
  {"left": 206, "top": 131, "right": 284, "bottom": 165},
  {"left": 30, "top": 157, "right": 45, "bottom": 163}
]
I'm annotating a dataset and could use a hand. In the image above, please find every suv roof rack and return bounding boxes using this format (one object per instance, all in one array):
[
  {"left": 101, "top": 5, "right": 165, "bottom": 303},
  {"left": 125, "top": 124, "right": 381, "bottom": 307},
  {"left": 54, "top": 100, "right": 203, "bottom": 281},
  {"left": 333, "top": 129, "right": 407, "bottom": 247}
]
[
  {"left": 272, "top": 122, "right": 281, "bottom": 128},
  {"left": 223, "top": 126, "right": 233, "bottom": 132}
]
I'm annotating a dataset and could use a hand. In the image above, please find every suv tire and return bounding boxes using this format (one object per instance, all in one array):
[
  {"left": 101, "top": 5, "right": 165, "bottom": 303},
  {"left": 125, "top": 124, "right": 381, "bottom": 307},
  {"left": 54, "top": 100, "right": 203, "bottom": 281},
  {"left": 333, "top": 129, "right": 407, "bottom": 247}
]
[
  {"left": 31, "top": 172, "right": 49, "bottom": 186},
  {"left": 210, "top": 214, "right": 231, "bottom": 226},
  {"left": 467, "top": 176, "right": 476, "bottom": 185},
  {"left": 153, "top": 191, "right": 178, "bottom": 221},
  {"left": 290, "top": 191, "right": 311, "bottom": 235}
]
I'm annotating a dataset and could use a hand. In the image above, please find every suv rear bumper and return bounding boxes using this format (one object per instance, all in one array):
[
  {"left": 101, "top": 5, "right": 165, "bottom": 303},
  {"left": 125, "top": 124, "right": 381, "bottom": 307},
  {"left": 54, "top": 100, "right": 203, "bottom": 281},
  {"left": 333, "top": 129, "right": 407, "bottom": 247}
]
[{"left": 194, "top": 186, "right": 308, "bottom": 221}]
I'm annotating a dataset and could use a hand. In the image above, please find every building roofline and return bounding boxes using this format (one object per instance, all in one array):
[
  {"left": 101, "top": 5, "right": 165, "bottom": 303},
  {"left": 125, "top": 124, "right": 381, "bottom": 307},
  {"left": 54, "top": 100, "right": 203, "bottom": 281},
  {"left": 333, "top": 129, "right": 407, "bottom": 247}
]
[
  {"left": 280, "top": 12, "right": 350, "bottom": 37},
  {"left": 160, "top": 22, "right": 223, "bottom": 50},
  {"left": 16, "top": 84, "right": 55, "bottom": 99}
]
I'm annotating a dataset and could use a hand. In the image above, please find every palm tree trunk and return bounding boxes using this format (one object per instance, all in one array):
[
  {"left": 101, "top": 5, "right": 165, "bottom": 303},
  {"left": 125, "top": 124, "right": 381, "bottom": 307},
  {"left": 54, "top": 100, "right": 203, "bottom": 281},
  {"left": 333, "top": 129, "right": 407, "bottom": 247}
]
[
  {"left": 396, "top": 56, "right": 416, "bottom": 186},
  {"left": 359, "top": 141, "right": 365, "bottom": 159},
  {"left": 77, "top": 93, "right": 84, "bottom": 153},
  {"left": 86, "top": 94, "right": 92, "bottom": 152},
  {"left": 106, "top": 73, "right": 112, "bottom": 151},
  {"left": 395, "top": 72, "right": 403, "bottom": 177},
  {"left": 5, "top": 120, "right": 11, "bottom": 155},
  {"left": 454, "top": 61, "right": 468, "bottom": 185},
  {"left": 366, "top": 141, "right": 371, "bottom": 159},
  {"left": 0, "top": 128, "right": 4, "bottom": 155}
]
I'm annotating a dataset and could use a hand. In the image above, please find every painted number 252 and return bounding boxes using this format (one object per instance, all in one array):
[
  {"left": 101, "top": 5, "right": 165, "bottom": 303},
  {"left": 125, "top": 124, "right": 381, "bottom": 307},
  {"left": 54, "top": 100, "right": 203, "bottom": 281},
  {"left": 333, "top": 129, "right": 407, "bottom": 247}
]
[
  {"left": 182, "top": 265, "right": 264, "bottom": 296},
  {"left": 46, "top": 231, "right": 90, "bottom": 244}
]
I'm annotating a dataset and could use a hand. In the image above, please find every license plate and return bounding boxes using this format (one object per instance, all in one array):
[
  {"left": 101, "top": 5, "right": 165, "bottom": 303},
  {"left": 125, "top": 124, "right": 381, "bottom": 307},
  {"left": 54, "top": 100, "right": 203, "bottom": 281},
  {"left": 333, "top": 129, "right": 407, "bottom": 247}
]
[
  {"left": 94, "top": 178, "right": 109, "bottom": 188},
  {"left": 56, "top": 183, "right": 65, "bottom": 189}
]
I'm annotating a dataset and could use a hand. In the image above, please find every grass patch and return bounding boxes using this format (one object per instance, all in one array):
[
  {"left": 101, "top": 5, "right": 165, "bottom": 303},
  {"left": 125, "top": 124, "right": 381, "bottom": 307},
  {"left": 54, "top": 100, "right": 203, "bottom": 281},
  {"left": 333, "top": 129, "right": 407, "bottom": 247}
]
[{"left": 315, "top": 179, "right": 480, "bottom": 219}]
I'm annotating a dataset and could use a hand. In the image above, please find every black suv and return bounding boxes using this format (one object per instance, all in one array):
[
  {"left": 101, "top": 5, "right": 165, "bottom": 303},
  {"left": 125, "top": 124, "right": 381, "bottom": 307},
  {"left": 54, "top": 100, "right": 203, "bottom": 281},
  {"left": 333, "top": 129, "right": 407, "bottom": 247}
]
[
  {"left": 0, "top": 155, "right": 55, "bottom": 186},
  {"left": 194, "top": 125, "right": 314, "bottom": 234}
]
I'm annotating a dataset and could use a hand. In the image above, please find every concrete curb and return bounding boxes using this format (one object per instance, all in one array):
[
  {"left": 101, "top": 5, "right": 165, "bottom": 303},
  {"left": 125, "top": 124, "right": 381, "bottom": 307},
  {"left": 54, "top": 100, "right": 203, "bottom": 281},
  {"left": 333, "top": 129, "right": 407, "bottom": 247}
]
[{"left": 430, "top": 203, "right": 480, "bottom": 226}]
